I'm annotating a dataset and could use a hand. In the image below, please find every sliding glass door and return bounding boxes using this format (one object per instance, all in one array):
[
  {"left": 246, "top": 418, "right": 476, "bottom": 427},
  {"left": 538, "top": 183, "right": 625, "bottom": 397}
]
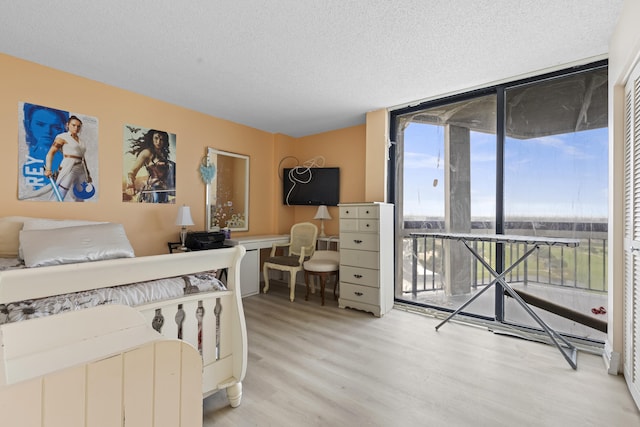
[
  {"left": 502, "top": 69, "right": 608, "bottom": 341},
  {"left": 394, "top": 94, "right": 497, "bottom": 320},
  {"left": 391, "top": 62, "right": 608, "bottom": 342}
]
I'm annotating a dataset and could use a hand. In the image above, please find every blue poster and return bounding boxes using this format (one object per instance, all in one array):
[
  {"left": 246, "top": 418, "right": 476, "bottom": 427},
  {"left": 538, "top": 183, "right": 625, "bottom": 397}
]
[{"left": 18, "top": 102, "right": 99, "bottom": 202}]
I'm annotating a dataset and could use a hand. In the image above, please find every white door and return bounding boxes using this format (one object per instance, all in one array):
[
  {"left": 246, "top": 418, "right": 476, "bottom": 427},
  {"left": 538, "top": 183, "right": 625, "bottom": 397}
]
[{"left": 623, "top": 60, "right": 640, "bottom": 407}]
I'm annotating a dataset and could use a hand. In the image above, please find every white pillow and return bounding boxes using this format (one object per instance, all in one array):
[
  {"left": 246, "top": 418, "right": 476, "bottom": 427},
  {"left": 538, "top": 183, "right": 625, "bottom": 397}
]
[
  {"left": 19, "top": 218, "right": 106, "bottom": 259},
  {"left": 21, "top": 218, "right": 107, "bottom": 231},
  {"left": 20, "top": 223, "right": 135, "bottom": 268}
]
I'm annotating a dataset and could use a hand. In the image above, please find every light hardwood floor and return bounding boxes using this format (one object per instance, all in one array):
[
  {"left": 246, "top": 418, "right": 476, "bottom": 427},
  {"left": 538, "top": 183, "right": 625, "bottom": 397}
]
[{"left": 203, "top": 282, "right": 640, "bottom": 426}]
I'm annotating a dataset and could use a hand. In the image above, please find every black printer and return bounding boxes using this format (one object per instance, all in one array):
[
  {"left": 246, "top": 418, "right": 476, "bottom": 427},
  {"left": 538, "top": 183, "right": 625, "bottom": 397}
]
[{"left": 185, "top": 231, "right": 226, "bottom": 251}]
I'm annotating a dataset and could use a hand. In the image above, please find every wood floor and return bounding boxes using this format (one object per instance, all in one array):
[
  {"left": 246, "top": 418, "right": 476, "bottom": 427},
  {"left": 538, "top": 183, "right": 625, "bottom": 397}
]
[{"left": 203, "top": 282, "right": 640, "bottom": 426}]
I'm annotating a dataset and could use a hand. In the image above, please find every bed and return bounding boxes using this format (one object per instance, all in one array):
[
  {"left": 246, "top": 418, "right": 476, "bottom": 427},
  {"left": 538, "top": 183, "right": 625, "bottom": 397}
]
[
  {"left": 0, "top": 216, "right": 248, "bottom": 423},
  {"left": 1, "top": 305, "right": 204, "bottom": 427}
]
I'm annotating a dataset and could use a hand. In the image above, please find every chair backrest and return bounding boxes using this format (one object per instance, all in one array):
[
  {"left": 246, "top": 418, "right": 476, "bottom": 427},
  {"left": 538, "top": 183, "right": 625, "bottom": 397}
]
[{"left": 289, "top": 222, "right": 318, "bottom": 258}]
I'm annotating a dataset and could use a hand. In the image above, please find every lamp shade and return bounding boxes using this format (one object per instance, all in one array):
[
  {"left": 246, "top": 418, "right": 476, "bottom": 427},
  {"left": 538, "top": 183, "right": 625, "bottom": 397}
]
[
  {"left": 313, "top": 205, "right": 332, "bottom": 220},
  {"left": 175, "top": 205, "right": 195, "bottom": 226}
]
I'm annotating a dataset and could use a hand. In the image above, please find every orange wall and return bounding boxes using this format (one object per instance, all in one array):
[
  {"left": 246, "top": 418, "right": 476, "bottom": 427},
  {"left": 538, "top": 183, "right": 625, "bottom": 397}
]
[
  {"left": 1, "top": 53, "right": 276, "bottom": 255},
  {"left": 287, "top": 126, "right": 367, "bottom": 238},
  {"left": 0, "top": 53, "right": 369, "bottom": 255}
]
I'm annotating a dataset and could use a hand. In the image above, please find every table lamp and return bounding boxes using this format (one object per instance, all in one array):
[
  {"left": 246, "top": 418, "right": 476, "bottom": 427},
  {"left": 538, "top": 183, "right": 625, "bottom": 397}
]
[
  {"left": 313, "top": 205, "right": 331, "bottom": 237},
  {"left": 175, "top": 205, "right": 195, "bottom": 250}
]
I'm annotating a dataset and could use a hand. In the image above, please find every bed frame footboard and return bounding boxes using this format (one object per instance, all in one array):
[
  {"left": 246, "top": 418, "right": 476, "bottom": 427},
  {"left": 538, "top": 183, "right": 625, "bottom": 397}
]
[
  {"left": 0, "top": 305, "right": 203, "bottom": 427},
  {"left": 0, "top": 246, "right": 248, "bottom": 408},
  {"left": 136, "top": 289, "right": 245, "bottom": 402}
]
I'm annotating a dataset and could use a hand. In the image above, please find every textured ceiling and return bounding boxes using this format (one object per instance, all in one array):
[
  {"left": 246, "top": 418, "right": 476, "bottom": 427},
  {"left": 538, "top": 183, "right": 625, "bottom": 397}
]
[{"left": 0, "top": 1, "right": 623, "bottom": 137}]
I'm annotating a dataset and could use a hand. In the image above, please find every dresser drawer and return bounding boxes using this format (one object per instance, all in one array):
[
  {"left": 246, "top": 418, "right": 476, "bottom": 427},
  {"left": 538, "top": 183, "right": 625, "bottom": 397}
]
[
  {"left": 340, "top": 265, "right": 379, "bottom": 288},
  {"left": 340, "top": 232, "right": 379, "bottom": 251},
  {"left": 339, "top": 219, "right": 379, "bottom": 233},
  {"left": 339, "top": 205, "right": 379, "bottom": 220},
  {"left": 340, "top": 282, "right": 380, "bottom": 306},
  {"left": 340, "top": 248, "right": 379, "bottom": 270},
  {"left": 339, "top": 206, "right": 358, "bottom": 219},
  {"left": 356, "top": 206, "right": 379, "bottom": 219}
]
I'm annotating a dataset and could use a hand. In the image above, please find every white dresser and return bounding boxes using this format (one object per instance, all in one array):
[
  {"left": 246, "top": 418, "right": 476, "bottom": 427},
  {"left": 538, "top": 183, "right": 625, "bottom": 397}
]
[{"left": 338, "top": 202, "right": 394, "bottom": 317}]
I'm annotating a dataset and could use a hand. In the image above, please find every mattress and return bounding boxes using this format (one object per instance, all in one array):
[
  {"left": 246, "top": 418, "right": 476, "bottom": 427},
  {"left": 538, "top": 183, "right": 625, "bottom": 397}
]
[{"left": 0, "top": 258, "right": 226, "bottom": 325}]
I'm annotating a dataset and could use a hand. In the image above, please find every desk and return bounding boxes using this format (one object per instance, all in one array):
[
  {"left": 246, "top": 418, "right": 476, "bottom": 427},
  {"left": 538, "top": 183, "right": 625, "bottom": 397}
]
[
  {"left": 413, "top": 232, "right": 580, "bottom": 369},
  {"left": 317, "top": 236, "right": 339, "bottom": 250},
  {"left": 226, "top": 235, "right": 289, "bottom": 297}
]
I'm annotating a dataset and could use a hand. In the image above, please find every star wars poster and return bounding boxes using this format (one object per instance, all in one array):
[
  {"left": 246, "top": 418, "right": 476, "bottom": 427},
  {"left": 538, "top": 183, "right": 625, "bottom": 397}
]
[
  {"left": 122, "top": 124, "right": 176, "bottom": 204},
  {"left": 18, "top": 102, "right": 99, "bottom": 202}
]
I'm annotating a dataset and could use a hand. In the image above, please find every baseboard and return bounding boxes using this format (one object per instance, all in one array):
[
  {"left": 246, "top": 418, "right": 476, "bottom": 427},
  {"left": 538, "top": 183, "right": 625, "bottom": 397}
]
[{"left": 603, "top": 339, "right": 621, "bottom": 375}]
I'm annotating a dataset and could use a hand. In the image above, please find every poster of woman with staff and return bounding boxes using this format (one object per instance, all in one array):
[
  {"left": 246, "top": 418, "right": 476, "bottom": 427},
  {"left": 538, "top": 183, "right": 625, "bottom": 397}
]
[{"left": 18, "top": 102, "right": 99, "bottom": 202}]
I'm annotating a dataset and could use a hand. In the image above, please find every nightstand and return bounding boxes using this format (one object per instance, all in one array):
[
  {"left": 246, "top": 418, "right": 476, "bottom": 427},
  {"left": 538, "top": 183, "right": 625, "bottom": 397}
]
[
  {"left": 168, "top": 242, "right": 188, "bottom": 253},
  {"left": 168, "top": 241, "right": 231, "bottom": 282}
]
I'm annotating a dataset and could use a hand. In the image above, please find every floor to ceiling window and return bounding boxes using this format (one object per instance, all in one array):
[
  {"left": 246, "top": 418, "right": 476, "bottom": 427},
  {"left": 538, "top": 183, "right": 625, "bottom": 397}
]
[{"left": 390, "top": 61, "right": 608, "bottom": 344}]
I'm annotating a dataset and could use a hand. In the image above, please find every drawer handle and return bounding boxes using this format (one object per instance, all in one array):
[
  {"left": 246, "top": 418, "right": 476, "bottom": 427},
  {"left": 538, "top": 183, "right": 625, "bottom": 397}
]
[
  {"left": 354, "top": 274, "right": 363, "bottom": 278},
  {"left": 354, "top": 291, "right": 363, "bottom": 296},
  {"left": 365, "top": 210, "right": 370, "bottom": 214},
  {"left": 365, "top": 223, "right": 370, "bottom": 228},
  {"left": 345, "top": 210, "right": 350, "bottom": 214},
  {"left": 354, "top": 239, "right": 363, "bottom": 244}
]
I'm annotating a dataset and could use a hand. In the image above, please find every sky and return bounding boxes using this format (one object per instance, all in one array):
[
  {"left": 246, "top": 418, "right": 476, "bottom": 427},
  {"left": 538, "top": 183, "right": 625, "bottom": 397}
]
[{"left": 402, "top": 123, "right": 608, "bottom": 220}]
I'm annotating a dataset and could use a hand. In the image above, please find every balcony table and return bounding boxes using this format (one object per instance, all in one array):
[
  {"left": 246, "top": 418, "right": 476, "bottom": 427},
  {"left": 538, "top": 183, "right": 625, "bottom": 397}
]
[{"left": 411, "top": 232, "right": 580, "bottom": 369}]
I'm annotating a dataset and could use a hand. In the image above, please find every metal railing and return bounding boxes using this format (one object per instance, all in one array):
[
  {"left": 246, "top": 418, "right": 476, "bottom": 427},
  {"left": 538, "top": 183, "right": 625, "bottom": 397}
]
[{"left": 405, "top": 220, "right": 607, "bottom": 297}]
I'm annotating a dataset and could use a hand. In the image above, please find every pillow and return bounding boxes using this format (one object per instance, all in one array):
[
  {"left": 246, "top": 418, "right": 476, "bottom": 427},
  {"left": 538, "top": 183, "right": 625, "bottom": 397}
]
[
  {"left": 0, "top": 218, "right": 25, "bottom": 258},
  {"left": 20, "top": 223, "right": 135, "bottom": 268},
  {"left": 21, "top": 218, "right": 107, "bottom": 231},
  {"left": 19, "top": 218, "right": 106, "bottom": 259}
]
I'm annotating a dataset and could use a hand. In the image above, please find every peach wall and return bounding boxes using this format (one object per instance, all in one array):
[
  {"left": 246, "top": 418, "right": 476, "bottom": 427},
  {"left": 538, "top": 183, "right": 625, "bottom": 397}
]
[
  {"left": 273, "top": 133, "right": 298, "bottom": 234},
  {"left": 365, "top": 109, "right": 389, "bottom": 203},
  {"left": 288, "top": 125, "right": 366, "bottom": 238},
  {"left": 0, "top": 54, "right": 276, "bottom": 256},
  {"left": 0, "top": 53, "right": 372, "bottom": 255}
]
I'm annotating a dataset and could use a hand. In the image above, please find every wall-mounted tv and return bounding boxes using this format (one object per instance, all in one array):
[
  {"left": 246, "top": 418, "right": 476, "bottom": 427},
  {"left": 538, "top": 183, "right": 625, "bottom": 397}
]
[{"left": 283, "top": 167, "right": 340, "bottom": 206}]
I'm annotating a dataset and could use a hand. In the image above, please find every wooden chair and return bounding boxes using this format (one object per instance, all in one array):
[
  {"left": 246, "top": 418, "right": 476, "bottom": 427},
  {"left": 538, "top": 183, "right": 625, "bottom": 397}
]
[
  {"left": 263, "top": 222, "right": 318, "bottom": 302},
  {"left": 304, "top": 250, "right": 340, "bottom": 305}
]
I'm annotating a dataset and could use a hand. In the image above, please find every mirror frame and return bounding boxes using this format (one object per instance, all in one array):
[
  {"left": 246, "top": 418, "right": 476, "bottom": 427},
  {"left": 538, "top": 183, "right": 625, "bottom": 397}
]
[{"left": 205, "top": 148, "right": 249, "bottom": 232}]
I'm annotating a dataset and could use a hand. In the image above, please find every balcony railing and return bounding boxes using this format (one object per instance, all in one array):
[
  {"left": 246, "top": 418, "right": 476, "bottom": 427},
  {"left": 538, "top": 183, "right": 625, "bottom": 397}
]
[{"left": 405, "top": 220, "right": 607, "bottom": 297}]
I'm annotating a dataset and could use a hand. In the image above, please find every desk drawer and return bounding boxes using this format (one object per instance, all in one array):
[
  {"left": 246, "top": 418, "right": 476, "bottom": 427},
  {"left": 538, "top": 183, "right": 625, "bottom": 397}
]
[
  {"left": 340, "top": 265, "right": 379, "bottom": 288},
  {"left": 339, "top": 248, "right": 379, "bottom": 270},
  {"left": 340, "top": 282, "right": 379, "bottom": 306},
  {"left": 340, "top": 232, "right": 379, "bottom": 251}
]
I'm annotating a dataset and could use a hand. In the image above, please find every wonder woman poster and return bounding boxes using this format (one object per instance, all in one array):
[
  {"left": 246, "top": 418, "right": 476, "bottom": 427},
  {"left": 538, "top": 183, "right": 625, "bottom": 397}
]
[{"left": 122, "top": 124, "right": 177, "bottom": 204}]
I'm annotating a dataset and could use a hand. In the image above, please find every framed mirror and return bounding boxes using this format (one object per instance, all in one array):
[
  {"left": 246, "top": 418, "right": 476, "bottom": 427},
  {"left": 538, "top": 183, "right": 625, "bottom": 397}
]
[{"left": 205, "top": 148, "right": 249, "bottom": 232}]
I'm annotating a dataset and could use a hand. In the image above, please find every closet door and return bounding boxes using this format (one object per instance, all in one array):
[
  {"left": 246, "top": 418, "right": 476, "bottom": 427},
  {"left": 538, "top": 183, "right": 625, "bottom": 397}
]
[{"left": 623, "top": 61, "right": 640, "bottom": 406}]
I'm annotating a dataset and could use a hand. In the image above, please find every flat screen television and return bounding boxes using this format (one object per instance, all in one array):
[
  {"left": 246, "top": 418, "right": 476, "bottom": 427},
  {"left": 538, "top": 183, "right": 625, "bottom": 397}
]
[{"left": 283, "top": 167, "right": 340, "bottom": 206}]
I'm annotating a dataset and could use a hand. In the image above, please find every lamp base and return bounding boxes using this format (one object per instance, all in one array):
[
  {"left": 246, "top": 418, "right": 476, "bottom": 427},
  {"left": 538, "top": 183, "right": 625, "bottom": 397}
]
[
  {"left": 180, "top": 228, "right": 188, "bottom": 250},
  {"left": 319, "top": 221, "right": 326, "bottom": 238}
]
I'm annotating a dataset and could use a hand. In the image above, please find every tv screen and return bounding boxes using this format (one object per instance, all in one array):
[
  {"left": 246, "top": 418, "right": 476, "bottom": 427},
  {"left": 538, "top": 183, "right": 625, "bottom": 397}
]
[{"left": 283, "top": 167, "right": 340, "bottom": 206}]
